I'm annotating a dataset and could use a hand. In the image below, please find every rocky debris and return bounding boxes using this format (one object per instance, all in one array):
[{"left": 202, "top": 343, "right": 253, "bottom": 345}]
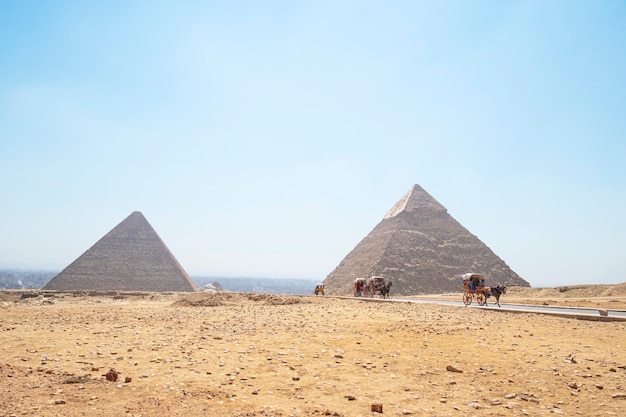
[
  {"left": 563, "top": 353, "right": 577, "bottom": 364},
  {"left": 567, "top": 382, "right": 581, "bottom": 390},
  {"left": 371, "top": 403, "right": 383, "bottom": 413},
  {"left": 62, "top": 374, "right": 92, "bottom": 384},
  {"left": 103, "top": 368, "right": 119, "bottom": 382}
]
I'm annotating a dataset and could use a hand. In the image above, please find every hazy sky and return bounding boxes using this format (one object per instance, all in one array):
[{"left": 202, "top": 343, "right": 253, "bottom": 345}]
[{"left": 1, "top": 1, "right": 625, "bottom": 287}]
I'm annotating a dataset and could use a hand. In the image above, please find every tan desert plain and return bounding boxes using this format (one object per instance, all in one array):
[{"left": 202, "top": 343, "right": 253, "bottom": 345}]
[
  {"left": 1, "top": 284, "right": 626, "bottom": 417},
  {"left": 2, "top": 187, "right": 625, "bottom": 416}
]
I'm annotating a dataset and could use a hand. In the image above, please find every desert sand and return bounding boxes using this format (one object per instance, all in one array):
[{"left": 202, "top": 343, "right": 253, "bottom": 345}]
[{"left": 1, "top": 288, "right": 625, "bottom": 417}]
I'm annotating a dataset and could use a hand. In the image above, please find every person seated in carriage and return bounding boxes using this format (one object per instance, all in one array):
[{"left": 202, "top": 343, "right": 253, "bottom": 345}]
[
  {"left": 371, "top": 277, "right": 384, "bottom": 289},
  {"left": 477, "top": 276, "right": 485, "bottom": 288},
  {"left": 463, "top": 273, "right": 484, "bottom": 291},
  {"left": 470, "top": 275, "right": 484, "bottom": 291}
]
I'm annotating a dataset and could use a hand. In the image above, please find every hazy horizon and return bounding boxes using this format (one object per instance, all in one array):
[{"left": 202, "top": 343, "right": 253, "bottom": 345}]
[{"left": 3, "top": 263, "right": 625, "bottom": 289}]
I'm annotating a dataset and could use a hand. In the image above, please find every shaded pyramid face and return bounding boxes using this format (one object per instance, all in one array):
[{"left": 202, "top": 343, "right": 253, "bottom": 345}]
[
  {"left": 44, "top": 212, "right": 198, "bottom": 292},
  {"left": 324, "top": 185, "right": 530, "bottom": 295}
]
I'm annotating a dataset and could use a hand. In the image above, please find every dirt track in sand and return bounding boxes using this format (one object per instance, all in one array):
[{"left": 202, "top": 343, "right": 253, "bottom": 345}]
[{"left": 1, "top": 289, "right": 625, "bottom": 417}]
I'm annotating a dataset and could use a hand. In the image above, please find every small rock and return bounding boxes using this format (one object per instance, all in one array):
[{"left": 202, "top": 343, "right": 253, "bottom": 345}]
[
  {"left": 505, "top": 393, "right": 517, "bottom": 399},
  {"left": 103, "top": 368, "right": 118, "bottom": 382},
  {"left": 612, "top": 393, "right": 626, "bottom": 399},
  {"left": 402, "top": 410, "right": 415, "bottom": 415},
  {"left": 371, "top": 403, "right": 383, "bottom": 413},
  {"left": 292, "top": 375, "right": 300, "bottom": 381},
  {"left": 344, "top": 395, "right": 356, "bottom": 401},
  {"left": 446, "top": 365, "right": 463, "bottom": 373}
]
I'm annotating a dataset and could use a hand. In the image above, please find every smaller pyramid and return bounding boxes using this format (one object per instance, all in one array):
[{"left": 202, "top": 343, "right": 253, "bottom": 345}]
[{"left": 44, "top": 212, "right": 198, "bottom": 292}]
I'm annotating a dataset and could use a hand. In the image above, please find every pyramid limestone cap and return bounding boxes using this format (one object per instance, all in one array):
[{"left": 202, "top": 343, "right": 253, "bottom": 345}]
[{"left": 384, "top": 184, "right": 447, "bottom": 219}]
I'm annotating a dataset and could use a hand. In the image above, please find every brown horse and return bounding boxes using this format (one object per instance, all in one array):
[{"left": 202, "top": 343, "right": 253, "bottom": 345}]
[
  {"left": 380, "top": 282, "right": 392, "bottom": 299},
  {"left": 484, "top": 285, "right": 507, "bottom": 307}
]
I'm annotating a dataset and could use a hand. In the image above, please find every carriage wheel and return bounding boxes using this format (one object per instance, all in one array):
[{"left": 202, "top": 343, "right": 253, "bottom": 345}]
[
  {"left": 477, "top": 292, "right": 486, "bottom": 306},
  {"left": 462, "top": 290, "right": 472, "bottom": 305}
]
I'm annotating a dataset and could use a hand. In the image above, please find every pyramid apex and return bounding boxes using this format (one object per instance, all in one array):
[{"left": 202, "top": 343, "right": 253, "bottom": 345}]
[{"left": 384, "top": 184, "right": 446, "bottom": 219}]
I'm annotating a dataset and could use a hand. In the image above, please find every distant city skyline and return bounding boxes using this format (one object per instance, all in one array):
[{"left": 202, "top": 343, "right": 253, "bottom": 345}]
[{"left": 1, "top": 1, "right": 625, "bottom": 287}]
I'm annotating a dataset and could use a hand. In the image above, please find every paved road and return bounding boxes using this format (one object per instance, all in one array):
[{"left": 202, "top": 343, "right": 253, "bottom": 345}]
[{"left": 354, "top": 296, "right": 626, "bottom": 321}]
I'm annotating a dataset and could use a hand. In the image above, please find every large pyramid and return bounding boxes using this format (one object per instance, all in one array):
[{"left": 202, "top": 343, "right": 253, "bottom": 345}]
[
  {"left": 44, "top": 211, "right": 198, "bottom": 292},
  {"left": 324, "top": 185, "right": 529, "bottom": 296}
]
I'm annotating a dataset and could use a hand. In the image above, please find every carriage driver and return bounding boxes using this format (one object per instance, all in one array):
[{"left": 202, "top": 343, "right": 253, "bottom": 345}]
[{"left": 469, "top": 275, "right": 480, "bottom": 291}]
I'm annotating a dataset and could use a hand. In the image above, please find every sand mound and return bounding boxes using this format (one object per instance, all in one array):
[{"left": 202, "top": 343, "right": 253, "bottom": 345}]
[
  {"left": 508, "top": 282, "right": 626, "bottom": 298},
  {"left": 171, "top": 292, "right": 308, "bottom": 307}
]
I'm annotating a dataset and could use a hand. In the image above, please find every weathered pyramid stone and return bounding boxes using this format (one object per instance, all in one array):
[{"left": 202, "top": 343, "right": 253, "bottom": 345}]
[
  {"left": 324, "top": 185, "right": 530, "bottom": 295},
  {"left": 44, "top": 211, "right": 198, "bottom": 292}
]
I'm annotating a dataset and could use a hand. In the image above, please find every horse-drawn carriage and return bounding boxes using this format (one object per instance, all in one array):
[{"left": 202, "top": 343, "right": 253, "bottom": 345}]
[
  {"left": 461, "top": 273, "right": 508, "bottom": 307},
  {"left": 462, "top": 273, "right": 487, "bottom": 306},
  {"left": 353, "top": 276, "right": 392, "bottom": 298},
  {"left": 353, "top": 278, "right": 368, "bottom": 297},
  {"left": 314, "top": 283, "right": 325, "bottom": 295},
  {"left": 369, "top": 276, "right": 392, "bottom": 299}
]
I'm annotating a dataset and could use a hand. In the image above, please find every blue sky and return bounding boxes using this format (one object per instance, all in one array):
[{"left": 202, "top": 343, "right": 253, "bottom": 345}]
[{"left": 1, "top": 1, "right": 625, "bottom": 287}]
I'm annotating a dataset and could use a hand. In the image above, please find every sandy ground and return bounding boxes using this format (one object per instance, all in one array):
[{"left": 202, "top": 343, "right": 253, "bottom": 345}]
[{"left": 1, "top": 289, "right": 626, "bottom": 417}]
